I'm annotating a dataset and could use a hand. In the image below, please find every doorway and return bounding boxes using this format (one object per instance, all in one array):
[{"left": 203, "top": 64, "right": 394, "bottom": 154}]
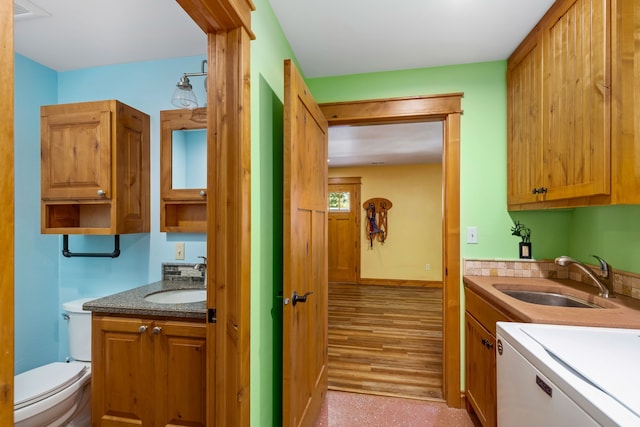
[
  {"left": 320, "top": 94, "right": 462, "bottom": 407},
  {"left": 327, "top": 121, "right": 445, "bottom": 400}
]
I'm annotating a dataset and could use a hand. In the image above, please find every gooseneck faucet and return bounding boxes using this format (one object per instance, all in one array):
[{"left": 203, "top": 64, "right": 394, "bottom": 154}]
[{"left": 554, "top": 255, "right": 614, "bottom": 298}]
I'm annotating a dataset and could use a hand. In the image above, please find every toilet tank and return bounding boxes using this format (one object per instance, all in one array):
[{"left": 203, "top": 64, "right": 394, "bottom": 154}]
[{"left": 62, "top": 298, "right": 94, "bottom": 362}]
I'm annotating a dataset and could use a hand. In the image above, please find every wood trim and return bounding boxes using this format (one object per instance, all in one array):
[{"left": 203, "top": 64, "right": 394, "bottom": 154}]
[
  {"left": 205, "top": 27, "right": 252, "bottom": 427},
  {"left": 328, "top": 176, "right": 361, "bottom": 185},
  {"left": 177, "top": 0, "right": 256, "bottom": 39},
  {"left": 321, "top": 93, "right": 463, "bottom": 125},
  {"left": 0, "top": 0, "right": 14, "bottom": 422},
  {"left": 320, "top": 94, "right": 463, "bottom": 408},
  {"left": 355, "top": 278, "right": 443, "bottom": 288}
]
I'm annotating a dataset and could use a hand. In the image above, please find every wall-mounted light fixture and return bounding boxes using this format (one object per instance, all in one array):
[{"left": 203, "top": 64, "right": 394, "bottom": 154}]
[{"left": 171, "top": 59, "right": 208, "bottom": 109}]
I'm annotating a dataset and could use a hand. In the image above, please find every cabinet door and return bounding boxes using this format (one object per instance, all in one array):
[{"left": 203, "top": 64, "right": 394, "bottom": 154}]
[
  {"left": 41, "top": 107, "right": 112, "bottom": 200},
  {"left": 154, "top": 320, "right": 207, "bottom": 427},
  {"left": 92, "top": 316, "right": 154, "bottom": 426},
  {"left": 543, "top": 0, "right": 610, "bottom": 201},
  {"left": 465, "top": 313, "right": 496, "bottom": 427},
  {"left": 507, "top": 32, "right": 544, "bottom": 205}
]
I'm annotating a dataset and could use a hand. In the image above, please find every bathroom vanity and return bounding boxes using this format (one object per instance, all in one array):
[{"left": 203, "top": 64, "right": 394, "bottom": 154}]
[{"left": 84, "top": 279, "right": 207, "bottom": 427}]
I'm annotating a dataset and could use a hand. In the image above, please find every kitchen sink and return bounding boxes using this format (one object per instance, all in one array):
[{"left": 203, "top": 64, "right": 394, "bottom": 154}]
[
  {"left": 498, "top": 289, "right": 601, "bottom": 309},
  {"left": 144, "top": 289, "right": 206, "bottom": 304}
]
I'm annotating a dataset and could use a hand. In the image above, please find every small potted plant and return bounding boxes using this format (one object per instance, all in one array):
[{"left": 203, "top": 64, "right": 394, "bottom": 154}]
[{"left": 511, "top": 221, "right": 532, "bottom": 259}]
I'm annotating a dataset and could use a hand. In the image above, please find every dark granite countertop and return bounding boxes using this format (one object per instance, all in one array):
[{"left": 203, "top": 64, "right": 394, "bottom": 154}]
[{"left": 83, "top": 280, "right": 206, "bottom": 320}]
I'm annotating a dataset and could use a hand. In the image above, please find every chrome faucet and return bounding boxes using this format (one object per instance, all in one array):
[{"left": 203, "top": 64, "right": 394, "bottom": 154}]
[
  {"left": 194, "top": 256, "right": 207, "bottom": 285},
  {"left": 554, "top": 255, "right": 614, "bottom": 298}
]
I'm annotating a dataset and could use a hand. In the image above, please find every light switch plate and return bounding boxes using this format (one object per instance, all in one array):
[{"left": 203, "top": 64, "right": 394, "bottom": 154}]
[
  {"left": 175, "top": 242, "right": 185, "bottom": 260},
  {"left": 467, "top": 226, "right": 478, "bottom": 244}
]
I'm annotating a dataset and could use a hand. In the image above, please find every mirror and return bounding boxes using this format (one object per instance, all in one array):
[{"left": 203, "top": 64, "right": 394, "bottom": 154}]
[
  {"left": 160, "top": 107, "right": 207, "bottom": 194},
  {"left": 172, "top": 128, "right": 207, "bottom": 189}
]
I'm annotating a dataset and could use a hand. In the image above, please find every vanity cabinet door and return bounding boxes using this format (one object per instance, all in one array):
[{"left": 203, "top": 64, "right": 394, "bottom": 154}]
[
  {"left": 153, "top": 320, "right": 207, "bottom": 427},
  {"left": 92, "top": 315, "right": 207, "bottom": 427},
  {"left": 92, "top": 315, "right": 155, "bottom": 426}
]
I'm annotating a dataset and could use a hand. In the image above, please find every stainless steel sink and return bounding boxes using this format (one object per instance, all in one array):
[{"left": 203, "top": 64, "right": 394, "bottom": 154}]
[{"left": 499, "top": 289, "right": 601, "bottom": 308}]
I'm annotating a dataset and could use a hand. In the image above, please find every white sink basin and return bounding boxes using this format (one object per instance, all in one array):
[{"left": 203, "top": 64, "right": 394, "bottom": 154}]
[{"left": 144, "top": 289, "right": 206, "bottom": 304}]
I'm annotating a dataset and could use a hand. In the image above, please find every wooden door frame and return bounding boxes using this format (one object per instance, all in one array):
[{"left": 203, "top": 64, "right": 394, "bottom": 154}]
[
  {"left": 320, "top": 94, "right": 463, "bottom": 407},
  {"left": 0, "top": 0, "right": 14, "bottom": 422},
  {"left": 177, "top": 1, "right": 254, "bottom": 425},
  {"left": 328, "top": 177, "right": 361, "bottom": 283}
]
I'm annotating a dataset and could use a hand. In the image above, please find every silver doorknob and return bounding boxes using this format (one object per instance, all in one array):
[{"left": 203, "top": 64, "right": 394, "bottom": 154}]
[
  {"left": 152, "top": 326, "right": 162, "bottom": 335},
  {"left": 199, "top": 190, "right": 206, "bottom": 197},
  {"left": 139, "top": 325, "right": 148, "bottom": 333},
  {"left": 97, "top": 189, "right": 106, "bottom": 196}
]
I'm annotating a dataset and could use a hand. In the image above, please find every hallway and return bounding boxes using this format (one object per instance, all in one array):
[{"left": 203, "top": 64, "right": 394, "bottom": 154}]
[{"left": 328, "top": 282, "right": 443, "bottom": 400}]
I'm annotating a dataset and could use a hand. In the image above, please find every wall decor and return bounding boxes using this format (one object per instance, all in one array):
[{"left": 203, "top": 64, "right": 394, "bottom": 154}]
[{"left": 363, "top": 198, "right": 392, "bottom": 247}]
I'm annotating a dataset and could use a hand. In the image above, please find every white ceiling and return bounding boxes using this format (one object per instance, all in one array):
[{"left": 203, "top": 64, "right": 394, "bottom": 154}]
[{"left": 13, "top": 0, "right": 555, "bottom": 167}]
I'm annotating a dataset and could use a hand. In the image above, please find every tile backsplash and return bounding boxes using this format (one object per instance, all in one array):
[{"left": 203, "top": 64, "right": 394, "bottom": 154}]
[
  {"left": 162, "top": 262, "right": 205, "bottom": 283},
  {"left": 464, "top": 259, "right": 640, "bottom": 300}
]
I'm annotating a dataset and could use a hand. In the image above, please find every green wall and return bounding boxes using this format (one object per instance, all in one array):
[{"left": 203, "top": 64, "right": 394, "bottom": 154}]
[
  {"left": 306, "top": 63, "right": 572, "bottom": 262},
  {"left": 250, "top": 1, "right": 640, "bottom": 424}
]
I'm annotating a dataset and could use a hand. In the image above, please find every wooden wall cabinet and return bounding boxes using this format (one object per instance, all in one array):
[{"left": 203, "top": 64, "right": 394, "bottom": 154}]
[
  {"left": 464, "top": 287, "right": 517, "bottom": 427},
  {"left": 41, "top": 100, "right": 150, "bottom": 234},
  {"left": 160, "top": 108, "right": 207, "bottom": 232},
  {"left": 507, "top": 0, "right": 611, "bottom": 210},
  {"left": 91, "top": 314, "right": 207, "bottom": 426}
]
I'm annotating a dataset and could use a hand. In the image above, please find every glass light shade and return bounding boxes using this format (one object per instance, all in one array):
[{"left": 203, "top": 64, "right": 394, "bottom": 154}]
[{"left": 172, "top": 87, "right": 198, "bottom": 109}]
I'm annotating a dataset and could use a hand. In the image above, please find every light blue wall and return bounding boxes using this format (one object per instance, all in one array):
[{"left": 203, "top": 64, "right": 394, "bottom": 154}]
[
  {"left": 14, "top": 53, "right": 209, "bottom": 366},
  {"left": 14, "top": 54, "right": 59, "bottom": 374}
]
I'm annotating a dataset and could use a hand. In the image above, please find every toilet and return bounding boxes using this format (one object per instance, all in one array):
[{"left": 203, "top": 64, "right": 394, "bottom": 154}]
[{"left": 14, "top": 298, "right": 94, "bottom": 427}]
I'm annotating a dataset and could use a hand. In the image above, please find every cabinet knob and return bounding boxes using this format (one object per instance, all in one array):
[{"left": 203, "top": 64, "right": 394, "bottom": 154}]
[
  {"left": 152, "top": 326, "right": 162, "bottom": 335},
  {"left": 199, "top": 190, "right": 206, "bottom": 197},
  {"left": 97, "top": 189, "right": 106, "bottom": 197},
  {"left": 139, "top": 325, "right": 148, "bottom": 333}
]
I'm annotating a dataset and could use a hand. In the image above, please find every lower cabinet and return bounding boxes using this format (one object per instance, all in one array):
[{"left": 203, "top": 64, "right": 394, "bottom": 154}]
[
  {"left": 465, "top": 287, "right": 517, "bottom": 427},
  {"left": 91, "top": 314, "right": 207, "bottom": 426}
]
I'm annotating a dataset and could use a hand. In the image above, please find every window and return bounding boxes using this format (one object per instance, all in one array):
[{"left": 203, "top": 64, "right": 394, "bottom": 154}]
[{"left": 328, "top": 191, "right": 351, "bottom": 212}]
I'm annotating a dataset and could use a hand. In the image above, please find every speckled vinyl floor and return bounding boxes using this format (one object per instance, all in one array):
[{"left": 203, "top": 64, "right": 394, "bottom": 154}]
[{"left": 314, "top": 390, "right": 479, "bottom": 427}]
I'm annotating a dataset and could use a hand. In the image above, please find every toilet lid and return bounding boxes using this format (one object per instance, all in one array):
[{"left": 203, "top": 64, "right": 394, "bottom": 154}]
[{"left": 14, "top": 362, "right": 87, "bottom": 409}]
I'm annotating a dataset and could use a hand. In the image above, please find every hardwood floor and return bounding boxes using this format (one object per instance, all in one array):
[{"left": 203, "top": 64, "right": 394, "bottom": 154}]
[{"left": 328, "top": 282, "right": 443, "bottom": 401}]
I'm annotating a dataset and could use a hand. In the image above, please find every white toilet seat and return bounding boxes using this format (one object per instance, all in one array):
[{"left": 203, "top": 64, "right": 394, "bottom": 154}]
[
  {"left": 15, "top": 362, "right": 87, "bottom": 409},
  {"left": 14, "top": 361, "right": 91, "bottom": 427}
]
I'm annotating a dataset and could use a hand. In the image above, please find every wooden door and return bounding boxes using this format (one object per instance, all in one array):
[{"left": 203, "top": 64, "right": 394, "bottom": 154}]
[
  {"left": 282, "top": 59, "right": 329, "bottom": 427},
  {"left": 542, "top": 0, "right": 610, "bottom": 201},
  {"left": 91, "top": 315, "right": 154, "bottom": 426},
  {"left": 0, "top": 0, "right": 13, "bottom": 422},
  {"left": 328, "top": 178, "right": 360, "bottom": 283},
  {"left": 465, "top": 314, "right": 496, "bottom": 427},
  {"left": 155, "top": 320, "right": 207, "bottom": 427},
  {"left": 507, "top": 31, "right": 543, "bottom": 206}
]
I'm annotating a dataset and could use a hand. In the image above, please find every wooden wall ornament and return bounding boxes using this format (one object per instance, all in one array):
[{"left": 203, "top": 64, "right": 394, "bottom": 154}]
[{"left": 363, "top": 198, "right": 392, "bottom": 247}]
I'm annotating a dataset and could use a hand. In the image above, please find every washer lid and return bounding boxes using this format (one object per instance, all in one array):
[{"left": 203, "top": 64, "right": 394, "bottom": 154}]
[{"left": 14, "top": 362, "right": 87, "bottom": 409}]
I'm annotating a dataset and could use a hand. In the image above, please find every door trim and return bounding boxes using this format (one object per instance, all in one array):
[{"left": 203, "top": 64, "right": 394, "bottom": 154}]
[{"left": 320, "top": 93, "right": 463, "bottom": 407}]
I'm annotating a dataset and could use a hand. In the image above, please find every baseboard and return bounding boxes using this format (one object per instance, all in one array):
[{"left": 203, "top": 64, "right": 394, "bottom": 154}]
[{"left": 356, "top": 278, "right": 443, "bottom": 288}]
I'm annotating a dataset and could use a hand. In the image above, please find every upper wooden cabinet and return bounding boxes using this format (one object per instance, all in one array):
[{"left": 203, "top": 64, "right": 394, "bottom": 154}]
[
  {"left": 160, "top": 108, "right": 207, "bottom": 233},
  {"left": 41, "top": 100, "right": 150, "bottom": 234},
  {"left": 507, "top": 0, "right": 611, "bottom": 209}
]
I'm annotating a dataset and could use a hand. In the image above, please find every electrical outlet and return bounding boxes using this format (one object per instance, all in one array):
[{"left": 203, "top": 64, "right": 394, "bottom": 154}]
[
  {"left": 467, "top": 226, "right": 478, "bottom": 244},
  {"left": 175, "top": 242, "right": 185, "bottom": 260},
  {"left": 425, "top": 264, "right": 431, "bottom": 271}
]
